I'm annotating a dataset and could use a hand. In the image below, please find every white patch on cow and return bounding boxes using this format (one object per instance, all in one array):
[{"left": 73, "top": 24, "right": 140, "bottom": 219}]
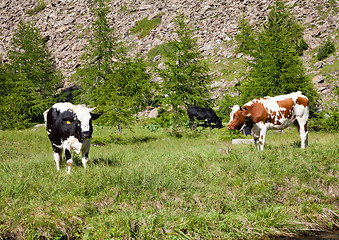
[
  {"left": 53, "top": 152, "right": 61, "bottom": 171},
  {"left": 64, "top": 136, "right": 82, "bottom": 154},
  {"left": 228, "top": 105, "right": 241, "bottom": 124},
  {"left": 72, "top": 106, "right": 94, "bottom": 132},
  {"left": 52, "top": 142, "right": 62, "bottom": 149},
  {"left": 52, "top": 102, "right": 74, "bottom": 113}
]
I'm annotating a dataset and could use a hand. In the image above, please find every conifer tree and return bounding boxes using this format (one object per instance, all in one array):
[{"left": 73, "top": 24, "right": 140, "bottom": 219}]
[
  {"left": 235, "top": 16, "right": 256, "bottom": 55},
  {"left": 0, "top": 20, "right": 63, "bottom": 129},
  {"left": 73, "top": 0, "right": 152, "bottom": 131},
  {"left": 157, "top": 14, "right": 212, "bottom": 115},
  {"left": 73, "top": 0, "right": 121, "bottom": 104},
  {"left": 236, "top": 0, "right": 317, "bottom": 110}
]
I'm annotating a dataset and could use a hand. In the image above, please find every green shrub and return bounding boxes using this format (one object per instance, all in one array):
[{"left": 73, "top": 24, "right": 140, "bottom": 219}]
[
  {"left": 142, "top": 123, "right": 160, "bottom": 132},
  {"left": 310, "top": 106, "right": 339, "bottom": 132},
  {"left": 217, "top": 93, "right": 238, "bottom": 123},
  {"left": 296, "top": 38, "right": 308, "bottom": 55},
  {"left": 317, "top": 40, "right": 336, "bottom": 61}
]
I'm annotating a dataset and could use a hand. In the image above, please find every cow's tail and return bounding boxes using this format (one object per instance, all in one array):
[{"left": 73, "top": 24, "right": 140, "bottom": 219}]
[{"left": 43, "top": 109, "right": 49, "bottom": 125}]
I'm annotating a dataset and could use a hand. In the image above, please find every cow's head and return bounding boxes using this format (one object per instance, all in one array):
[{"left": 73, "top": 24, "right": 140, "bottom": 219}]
[
  {"left": 227, "top": 105, "right": 251, "bottom": 131},
  {"left": 70, "top": 105, "right": 101, "bottom": 141}
]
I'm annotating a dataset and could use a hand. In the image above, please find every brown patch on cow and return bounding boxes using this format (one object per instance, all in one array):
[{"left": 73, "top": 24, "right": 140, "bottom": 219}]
[
  {"left": 277, "top": 98, "right": 294, "bottom": 119},
  {"left": 267, "top": 110, "right": 278, "bottom": 124},
  {"left": 296, "top": 96, "right": 309, "bottom": 107},
  {"left": 242, "top": 102, "right": 268, "bottom": 124},
  {"left": 260, "top": 135, "right": 263, "bottom": 140}
]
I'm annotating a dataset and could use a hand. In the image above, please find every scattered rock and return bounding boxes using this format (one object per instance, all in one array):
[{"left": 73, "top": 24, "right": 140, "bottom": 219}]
[
  {"left": 0, "top": 0, "right": 337, "bottom": 104},
  {"left": 312, "top": 75, "right": 325, "bottom": 84},
  {"left": 232, "top": 139, "right": 254, "bottom": 145}
]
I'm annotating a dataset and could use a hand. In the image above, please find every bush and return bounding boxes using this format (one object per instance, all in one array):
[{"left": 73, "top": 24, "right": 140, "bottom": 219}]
[
  {"left": 317, "top": 40, "right": 336, "bottom": 61},
  {"left": 310, "top": 106, "right": 339, "bottom": 132},
  {"left": 217, "top": 93, "right": 238, "bottom": 123}
]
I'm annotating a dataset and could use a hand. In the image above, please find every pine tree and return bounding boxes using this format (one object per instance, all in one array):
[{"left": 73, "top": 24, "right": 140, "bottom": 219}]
[
  {"left": 73, "top": 0, "right": 152, "bottom": 131},
  {"left": 73, "top": 0, "right": 121, "bottom": 104},
  {"left": 0, "top": 20, "right": 63, "bottom": 129},
  {"left": 236, "top": 0, "right": 317, "bottom": 110},
  {"left": 157, "top": 14, "right": 211, "bottom": 121},
  {"left": 235, "top": 16, "right": 256, "bottom": 55}
]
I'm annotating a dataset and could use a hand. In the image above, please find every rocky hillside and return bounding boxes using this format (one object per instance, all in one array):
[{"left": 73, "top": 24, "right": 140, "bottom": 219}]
[{"left": 1, "top": 0, "right": 338, "bottom": 100}]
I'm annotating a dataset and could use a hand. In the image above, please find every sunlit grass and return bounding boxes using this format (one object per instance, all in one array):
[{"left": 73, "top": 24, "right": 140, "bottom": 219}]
[{"left": 0, "top": 125, "right": 338, "bottom": 239}]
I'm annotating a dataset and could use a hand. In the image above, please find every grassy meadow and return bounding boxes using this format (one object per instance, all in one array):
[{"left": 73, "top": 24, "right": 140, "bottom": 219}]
[{"left": 0, "top": 124, "right": 338, "bottom": 239}]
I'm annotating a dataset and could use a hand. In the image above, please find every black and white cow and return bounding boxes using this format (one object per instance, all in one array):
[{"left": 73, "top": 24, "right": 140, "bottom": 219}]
[
  {"left": 44, "top": 102, "right": 101, "bottom": 174},
  {"left": 187, "top": 106, "right": 223, "bottom": 130}
]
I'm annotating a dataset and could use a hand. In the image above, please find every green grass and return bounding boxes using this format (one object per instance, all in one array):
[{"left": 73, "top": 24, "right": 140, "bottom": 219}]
[
  {"left": 131, "top": 16, "right": 162, "bottom": 39},
  {"left": 0, "top": 126, "right": 338, "bottom": 239},
  {"left": 26, "top": 1, "right": 47, "bottom": 15},
  {"left": 147, "top": 43, "right": 175, "bottom": 64}
]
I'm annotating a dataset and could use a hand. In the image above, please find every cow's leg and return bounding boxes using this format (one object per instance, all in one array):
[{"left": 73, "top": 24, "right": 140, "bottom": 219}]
[
  {"left": 64, "top": 147, "right": 73, "bottom": 174},
  {"left": 207, "top": 119, "right": 212, "bottom": 129},
  {"left": 253, "top": 137, "right": 259, "bottom": 150},
  {"left": 81, "top": 139, "right": 91, "bottom": 170},
  {"left": 258, "top": 125, "right": 267, "bottom": 151},
  {"left": 190, "top": 120, "right": 194, "bottom": 131},
  {"left": 189, "top": 117, "right": 195, "bottom": 131},
  {"left": 296, "top": 118, "right": 308, "bottom": 149},
  {"left": 53, "top": 147, "right": 62, "bottom": 171}
]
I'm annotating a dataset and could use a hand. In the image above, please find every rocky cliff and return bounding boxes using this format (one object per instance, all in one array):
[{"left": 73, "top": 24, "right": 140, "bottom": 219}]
[{"left": 1, "top": 0, "right": 338, "bottom": 99}]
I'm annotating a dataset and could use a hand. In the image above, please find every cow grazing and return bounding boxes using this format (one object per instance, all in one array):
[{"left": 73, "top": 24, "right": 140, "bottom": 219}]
[
  {"left": 44, "top": 102, "right": 101, "bottom": 174},
  {"left": 187, "top": 106, "right": 223, "bottom": 130},
  {"left": 227, "top": 91, "right": 309, "bottom": 150}
]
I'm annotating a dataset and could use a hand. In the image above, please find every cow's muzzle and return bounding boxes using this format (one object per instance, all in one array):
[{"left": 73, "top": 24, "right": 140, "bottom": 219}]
[{"left": 81, "top": 131, "right": 92, "bottom": 139}]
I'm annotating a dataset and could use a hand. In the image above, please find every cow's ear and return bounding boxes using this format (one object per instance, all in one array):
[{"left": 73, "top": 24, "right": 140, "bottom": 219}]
[
  {"left": 91, "top": 113, "right": 101, "bottom": 120},
  {"left": 89, "top": 107, "right": 96, "bottom": 112}
]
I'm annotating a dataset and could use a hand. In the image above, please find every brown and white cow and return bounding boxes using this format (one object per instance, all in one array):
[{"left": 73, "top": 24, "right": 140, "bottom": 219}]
[{"left": 227, "top": 91, "right": 309, "bottom": 150}]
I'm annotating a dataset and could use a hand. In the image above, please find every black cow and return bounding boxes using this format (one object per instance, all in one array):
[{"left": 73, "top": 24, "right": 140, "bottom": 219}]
[
  {"left": 187, "top": 106, "right": 223, "bottom": 130},
  {"left": 44, "top": 102, "right": 101, "bottom": 174}
]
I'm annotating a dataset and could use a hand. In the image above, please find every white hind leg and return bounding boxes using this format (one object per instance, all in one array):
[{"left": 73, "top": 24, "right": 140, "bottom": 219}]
[
  {"left": 294, "top": 97, "right": 310, "bottom": 149},
  {"left": 296, "top": 116, "right": 308, "bottom": 149}
]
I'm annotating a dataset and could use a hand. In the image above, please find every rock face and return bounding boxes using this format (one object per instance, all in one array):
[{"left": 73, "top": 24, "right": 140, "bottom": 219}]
[{"left": 0, "top": 0, "right": 338, "bottom": 93}]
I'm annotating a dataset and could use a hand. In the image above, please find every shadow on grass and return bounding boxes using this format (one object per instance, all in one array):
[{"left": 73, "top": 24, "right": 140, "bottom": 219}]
[
  {"left": 72, "top": 155, "right": 121, "bottom": 167},
  {"left": 92, "top": 136, "right": 158, "bottom": 145},
  {"left": 92, "top": 156, "right": 121, "bottom": 167}
]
